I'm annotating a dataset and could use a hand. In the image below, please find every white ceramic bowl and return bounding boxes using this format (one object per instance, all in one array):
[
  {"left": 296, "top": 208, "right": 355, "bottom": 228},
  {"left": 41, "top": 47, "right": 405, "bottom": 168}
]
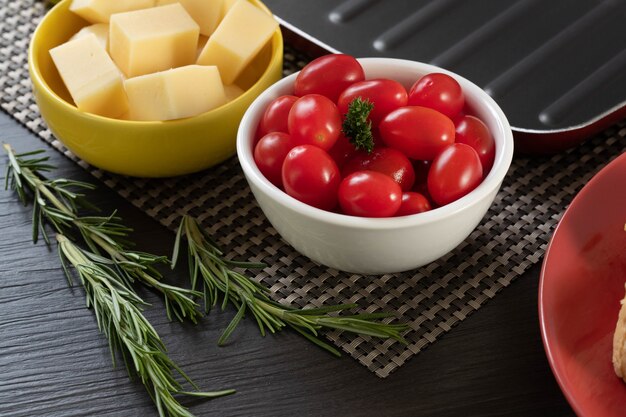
[{"left": 237, "top": 58, "right": 514, "bottom": 275}]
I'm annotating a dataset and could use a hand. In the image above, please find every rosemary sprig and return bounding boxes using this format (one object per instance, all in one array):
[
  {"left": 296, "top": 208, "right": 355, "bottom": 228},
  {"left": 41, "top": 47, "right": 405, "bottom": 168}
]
[
  {"left": 173, "top": 215, "right": 408, "bottom": 356},
  {"left": 57, "top": 234, "right": 235, "bottom": 417},
  {"left": 4, "top": 144, "right": 233, "bottom": 416},
  {"left": 3, "top": 144, "right": 202, "bottom": 323}
]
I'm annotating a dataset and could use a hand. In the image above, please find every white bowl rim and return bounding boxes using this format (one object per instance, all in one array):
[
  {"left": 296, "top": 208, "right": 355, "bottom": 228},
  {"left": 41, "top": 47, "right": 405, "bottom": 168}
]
[{"left": 237, "top": 57, "right": 514, "bottom": 231}]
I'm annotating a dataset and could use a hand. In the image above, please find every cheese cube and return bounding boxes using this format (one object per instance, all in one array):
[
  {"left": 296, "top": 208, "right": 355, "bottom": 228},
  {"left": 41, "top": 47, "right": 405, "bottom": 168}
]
[
  {"left": 197, "top": 0, "right": 278, "bottom": 85},
  {"left": 69, "top": 0, "right": 155, "bottom": 24},
  {"left": 224, "top": 84, "right": 244, "bottom": 102},
  {"left": 50, "top": 35, "right": 128, "bottom": 118},
  {"left": 220, "top": 0, "right": 238, "bottom": 19},
  {"left": 157, "top": 0, "right": 224, "bottom": 36},
  {"left": 70, "top": 23, "right": 109, "bottom": 50},
  {"left": 124, "top": 65, "right": 226, "bottom": 121},
  {"left": 109, "top": 4, "right": 199, "bottom": 78},
  {"left": 233, "top": 40, "right": 271, "bottom": 89}
]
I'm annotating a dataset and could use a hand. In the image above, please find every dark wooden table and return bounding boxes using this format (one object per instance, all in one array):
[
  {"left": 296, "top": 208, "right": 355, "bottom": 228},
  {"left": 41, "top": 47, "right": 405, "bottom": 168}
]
[{"left": 0, "top": 110, "right": 574, "bottom": 416}]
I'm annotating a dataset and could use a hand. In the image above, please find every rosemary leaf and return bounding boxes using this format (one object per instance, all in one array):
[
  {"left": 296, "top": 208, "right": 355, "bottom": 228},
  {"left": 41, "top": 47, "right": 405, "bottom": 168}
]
[
  {"left": 4, "top": 144, "right": 231, "bottom": 416},
  {"left": 174, "top": 215, "right": 409, "bottom": 354},
  {"left": 3, "top": 144, "right": 202, "bottom": 324}
]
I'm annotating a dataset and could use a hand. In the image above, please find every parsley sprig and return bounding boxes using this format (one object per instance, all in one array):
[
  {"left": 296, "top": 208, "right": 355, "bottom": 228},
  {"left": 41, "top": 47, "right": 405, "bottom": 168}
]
[{"left": 342, "top": 97, "right": 375, "bottom": 153}]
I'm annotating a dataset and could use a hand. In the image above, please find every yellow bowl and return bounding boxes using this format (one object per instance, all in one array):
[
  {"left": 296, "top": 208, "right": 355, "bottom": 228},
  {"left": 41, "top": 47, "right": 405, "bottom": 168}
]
[{"left": 28, "top": 0, "right": 283, "bottom": 177}]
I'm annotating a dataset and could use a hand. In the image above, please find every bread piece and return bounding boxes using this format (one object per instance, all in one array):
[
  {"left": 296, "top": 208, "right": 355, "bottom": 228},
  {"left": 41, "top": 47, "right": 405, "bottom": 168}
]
[{"left": 612, "top": 284, "right": 626, "bottom": 379}]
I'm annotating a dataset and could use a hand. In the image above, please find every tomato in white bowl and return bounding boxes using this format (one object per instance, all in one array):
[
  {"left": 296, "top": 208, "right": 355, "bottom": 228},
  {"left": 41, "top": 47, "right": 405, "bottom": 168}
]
[{"left": 237, "top": 57, "right": 514, "bottom": 274}]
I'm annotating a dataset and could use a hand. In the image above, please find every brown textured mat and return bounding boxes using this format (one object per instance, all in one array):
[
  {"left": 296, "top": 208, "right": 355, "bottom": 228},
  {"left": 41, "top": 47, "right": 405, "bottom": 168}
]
[{"left": 1, "top": 0, "right": 625, "bottom": 378}]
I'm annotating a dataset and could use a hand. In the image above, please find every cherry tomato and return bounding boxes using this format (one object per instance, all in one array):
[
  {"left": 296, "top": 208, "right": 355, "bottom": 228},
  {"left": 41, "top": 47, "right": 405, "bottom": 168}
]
[
  {"left": 454, "top": 115, "right": 495, "bottom": 174},
  {"left": 337, "top": 79, "right": 408, "bottom": 127},
  {"left": 379, "top": 106, "right": 455, "bottom": 160},
  {"left": 288, "top": 94, "right": 341, "bottom": 151},
  {"left": 396, "top": 192, "right": 431, "bottom": 216},
  {"left": 294, "top": 54, "right": 365, "bottom": 102},
  {"left": 408, "top": 73, "right": 464, "bottom": 119},
  {"left": 427, "top": 143, "right": 483, "bottom": 206},
  {"left": 254, "top": 132, "right": 295, "bottom": 188},
  {"left": 342, "top": 147, "right": 415, "bottom": 191},
  {"left": 258, "top": 95, "right": 298, "bottom": 137},
  {"left": 327, "top": 133, "right": 357, "bottom": 168},
  {"left": 338, "top": 171, "right": 402, "bottom": 218},
  {"left": 282, "top": 145, "right": 340, "bottom": 211}
]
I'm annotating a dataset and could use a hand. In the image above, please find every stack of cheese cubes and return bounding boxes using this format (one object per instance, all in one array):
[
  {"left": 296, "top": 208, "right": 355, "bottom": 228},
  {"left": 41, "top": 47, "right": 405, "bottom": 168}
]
[{"left": 49, "top": 0, "right": 278, "bottom": 121}]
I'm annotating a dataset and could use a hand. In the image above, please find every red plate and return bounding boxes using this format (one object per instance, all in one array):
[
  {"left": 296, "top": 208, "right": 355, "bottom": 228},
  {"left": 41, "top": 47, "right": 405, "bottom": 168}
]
[{"left": 540, "top": 152, "right": 626, "bottom": 416}]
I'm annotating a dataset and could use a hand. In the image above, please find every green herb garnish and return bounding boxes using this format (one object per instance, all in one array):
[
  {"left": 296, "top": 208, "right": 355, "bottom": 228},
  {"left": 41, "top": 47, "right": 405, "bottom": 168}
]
[
  {"left": 3, "top": 144, "right": 201, "bottom": 323},
  {"left": 174, "top": 215, "right": 408, "bottom": 355},
  {"left": 57, "top": 234, "right": 234, "bottom": 416},
  {"left": 342, "top": 97, "right": 375, "bottom": 153},
  {"left": 4, "top": 144, "right": 232, "bottom": 417}
]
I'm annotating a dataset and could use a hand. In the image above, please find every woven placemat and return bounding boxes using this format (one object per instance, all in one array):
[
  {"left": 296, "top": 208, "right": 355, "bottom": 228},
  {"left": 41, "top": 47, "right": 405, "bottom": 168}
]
[{"left": 2, "top": 0, "right": 625, "bottom": 378}]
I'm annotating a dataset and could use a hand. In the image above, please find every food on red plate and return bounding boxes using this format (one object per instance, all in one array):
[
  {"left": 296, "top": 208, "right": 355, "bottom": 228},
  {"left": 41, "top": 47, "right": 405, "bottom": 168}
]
[
  {"left": 613, "top": 284, "right": 626, "bottom": 381},
  {"left": 407, "top": 72, "right": 465, "bottom": 119},
  {"left": 611, "top": 227, "right": 626, "bottom": 381},
  {"left": 253, "top": 54, "right": 495, "bottom": 218}
]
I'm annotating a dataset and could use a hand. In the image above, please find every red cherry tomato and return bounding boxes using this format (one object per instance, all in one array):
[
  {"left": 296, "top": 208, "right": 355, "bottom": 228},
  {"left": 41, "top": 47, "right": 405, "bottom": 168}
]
[
  {"left": 288, "top": 94, "right": 341, "bottom": 151},
  {"left": 337, "top": 79, "right": 408, "bottom": 127},
  {"left": 282, "top": 145, "right": 341, "bottom": 211},
  {"left": 408, "top": 73, "right": 465, "bottom": 118},
  {"left": 254, "top": 132, "right": 295, "bottom": 188},
  {"left": 338, "top": 171, "right": 402, "bottom": 218},
  {"left": 379, "top": 106, "right": 455, "bottom": 160},
  {"left": 396, "top": 192, "right": 431, "bottom": 216},
  {"left": 327, "top": 133, "right": 357, "bottom": 168},
  {"left": 294, "top": 54, "right": 365, "bottom": 102},
  {"left": 258, "top": 95, "right": 298, "bottom": 137},
  {"left": 427, "top": 143, "right": 483, "bottom": 206},
  {"left": 454, "top": 115, "right": 495, "bottom": 174},
  {"left": 342, "top": 147, "right": 415, "bottom": 191}
]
